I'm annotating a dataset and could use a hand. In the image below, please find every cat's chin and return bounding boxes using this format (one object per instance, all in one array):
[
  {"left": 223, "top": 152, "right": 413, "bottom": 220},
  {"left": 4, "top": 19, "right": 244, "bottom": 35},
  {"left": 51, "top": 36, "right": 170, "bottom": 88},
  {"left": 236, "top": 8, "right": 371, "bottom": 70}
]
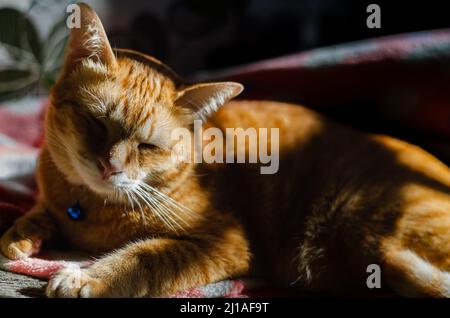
[
  {"left": 75, "top": 170, "right": 137, "bottom": 200},
  {"left": 85, "top": 182, "right": 137, "bottom": 202},
  {"left": 87, "top": 179, "right": 137, "bottom": 197}
]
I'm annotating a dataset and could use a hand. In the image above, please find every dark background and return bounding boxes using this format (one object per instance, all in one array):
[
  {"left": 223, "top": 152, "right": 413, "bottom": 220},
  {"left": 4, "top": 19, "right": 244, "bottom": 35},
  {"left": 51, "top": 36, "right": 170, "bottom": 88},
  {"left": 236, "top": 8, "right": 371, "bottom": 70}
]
[
  {"left": 1, "top": 0, "right": 449, "bottom": 93},
  {"left": 103, "top": 0, "right": 450, "bottom": 76}
]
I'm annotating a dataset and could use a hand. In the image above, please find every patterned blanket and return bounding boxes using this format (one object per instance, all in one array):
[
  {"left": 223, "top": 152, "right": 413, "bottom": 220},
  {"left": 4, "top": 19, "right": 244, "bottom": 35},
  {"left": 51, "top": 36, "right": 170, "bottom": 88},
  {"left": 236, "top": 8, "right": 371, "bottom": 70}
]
[{"left": 209, "top": 29, "right": 450, "bottom": 165}]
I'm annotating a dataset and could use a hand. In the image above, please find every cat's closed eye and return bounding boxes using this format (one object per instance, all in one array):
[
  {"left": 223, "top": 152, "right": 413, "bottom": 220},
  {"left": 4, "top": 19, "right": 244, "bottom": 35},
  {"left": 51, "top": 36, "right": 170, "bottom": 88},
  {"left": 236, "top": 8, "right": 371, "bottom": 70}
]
[
  {"left": 90, "top": 116, "right": 107, "bottom": 132},
  {"left": 138, "top": 143, "right": 158, "bottom": 151}
]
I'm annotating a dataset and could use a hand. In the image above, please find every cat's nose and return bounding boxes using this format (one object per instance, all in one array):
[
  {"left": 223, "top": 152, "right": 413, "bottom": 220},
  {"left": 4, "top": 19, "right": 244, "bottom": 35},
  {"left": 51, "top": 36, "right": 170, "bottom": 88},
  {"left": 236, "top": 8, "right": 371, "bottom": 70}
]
[{"left": 98, "top": 158, "right": 123, "bottom": 180}]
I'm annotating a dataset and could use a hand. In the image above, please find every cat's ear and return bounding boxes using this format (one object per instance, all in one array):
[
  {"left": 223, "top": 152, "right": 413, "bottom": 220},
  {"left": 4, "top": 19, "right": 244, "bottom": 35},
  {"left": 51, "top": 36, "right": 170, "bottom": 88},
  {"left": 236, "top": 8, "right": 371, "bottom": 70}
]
[
  {"left": 63, "top": 3, "right": 117, "bottom": 74},
  {"left": 175, "top": 82, "right": 243, "bottom": 121}
]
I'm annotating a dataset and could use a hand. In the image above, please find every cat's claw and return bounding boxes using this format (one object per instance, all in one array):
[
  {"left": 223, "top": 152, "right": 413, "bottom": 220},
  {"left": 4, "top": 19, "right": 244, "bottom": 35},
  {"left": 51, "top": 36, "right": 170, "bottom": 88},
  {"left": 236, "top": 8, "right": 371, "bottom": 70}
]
[{"left": 46, "top": 266, "right": 106, "bottom": 298}]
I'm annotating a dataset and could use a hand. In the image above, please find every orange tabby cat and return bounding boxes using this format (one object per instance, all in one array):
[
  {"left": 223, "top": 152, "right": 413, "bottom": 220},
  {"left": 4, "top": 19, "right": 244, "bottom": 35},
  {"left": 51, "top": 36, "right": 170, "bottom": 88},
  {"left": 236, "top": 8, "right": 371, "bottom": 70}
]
[{"left": 1, "top": 4, "right": 450, "bottom": 297}]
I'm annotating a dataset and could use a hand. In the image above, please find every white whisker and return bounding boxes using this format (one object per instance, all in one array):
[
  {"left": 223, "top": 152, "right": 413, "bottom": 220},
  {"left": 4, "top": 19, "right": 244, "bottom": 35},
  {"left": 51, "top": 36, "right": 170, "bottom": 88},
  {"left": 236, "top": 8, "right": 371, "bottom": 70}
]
[
  {"left": 136, "top": 184, "right": 186, "bottom": 231},
  {"left": 138, "top": 181, "right": 196, "bottom": 219}
]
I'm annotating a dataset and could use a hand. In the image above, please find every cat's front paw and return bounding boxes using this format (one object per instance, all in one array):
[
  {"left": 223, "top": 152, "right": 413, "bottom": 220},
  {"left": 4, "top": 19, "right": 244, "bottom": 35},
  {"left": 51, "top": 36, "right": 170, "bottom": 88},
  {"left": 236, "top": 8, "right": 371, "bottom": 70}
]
[
  {"left": 46, "top": 266, "right": 107, "bottom": 298},
  {"left": 0, "top": 226, "right": 42, "bottom": 260}
]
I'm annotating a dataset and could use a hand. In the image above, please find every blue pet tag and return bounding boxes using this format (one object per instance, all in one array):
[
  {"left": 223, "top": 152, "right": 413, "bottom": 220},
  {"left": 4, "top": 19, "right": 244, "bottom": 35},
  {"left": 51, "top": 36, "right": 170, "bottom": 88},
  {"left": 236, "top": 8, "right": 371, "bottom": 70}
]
[{"left": 67, "top": 201, "right": 83, "bottom": 220}]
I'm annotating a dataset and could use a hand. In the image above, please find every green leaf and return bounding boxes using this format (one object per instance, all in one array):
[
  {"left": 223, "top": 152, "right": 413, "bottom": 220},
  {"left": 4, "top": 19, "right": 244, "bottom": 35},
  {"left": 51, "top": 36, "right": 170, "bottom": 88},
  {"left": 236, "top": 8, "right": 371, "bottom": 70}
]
[
  {"left": 0, "top": 68, "right": 37, "bottom": 102},
  {"left": 0, "top": 8, "right": 42, "bottom": 63},
  {"left": 46, "top": 15, "right": 69, "bottom": 45},
  {"left": 42, "top": 16, "right": 69, "bottom": 89}
]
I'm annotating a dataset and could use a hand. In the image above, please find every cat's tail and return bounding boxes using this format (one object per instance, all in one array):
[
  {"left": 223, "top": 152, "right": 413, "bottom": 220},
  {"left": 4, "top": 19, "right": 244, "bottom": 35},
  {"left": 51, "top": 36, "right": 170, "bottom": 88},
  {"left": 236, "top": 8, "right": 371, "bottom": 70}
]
[{"left": 384, "top": 247, "right": 450, "bottom": 297}]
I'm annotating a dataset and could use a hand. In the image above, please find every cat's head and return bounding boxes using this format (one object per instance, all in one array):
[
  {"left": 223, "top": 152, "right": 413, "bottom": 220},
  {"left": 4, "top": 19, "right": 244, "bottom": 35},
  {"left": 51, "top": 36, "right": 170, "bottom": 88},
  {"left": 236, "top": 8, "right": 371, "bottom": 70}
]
[{"left": 47, "top": 3, "right": 242, "bottom": 199}]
